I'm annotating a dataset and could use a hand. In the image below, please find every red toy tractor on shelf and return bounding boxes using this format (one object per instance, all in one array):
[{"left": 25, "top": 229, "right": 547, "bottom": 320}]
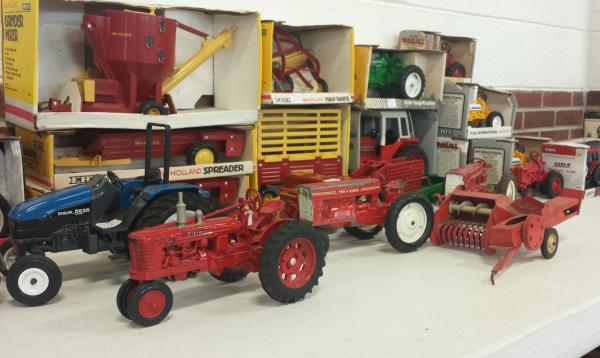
[
  {"left": 512, "top": 151, "right": 564, "bottom": 198},
  {"left": 431, "top": 188, "right": 581, "bottom": 284},
  {"left": 441, "top": 42, "right": 466, "bottom": 78},
  {"left": 358, "top": 110, "right": 428, "bottom": 169},
  {"left": 118, "top": 190, "right": 327, "bottom": 327},
  {"left": 584, "top": 143, "right": 600, "bottom": 189},
  {"left": 80, "top": 9, "right": 235, "bottom": 114},
  {"left": 280, "top": 157, "right": 435, "bottom": 253},
  {"left": 271, "top": 28, "right": 328, "bottom": 93},
  {"left": 444, "top": 159, "right": 517, "bottom": 199}
]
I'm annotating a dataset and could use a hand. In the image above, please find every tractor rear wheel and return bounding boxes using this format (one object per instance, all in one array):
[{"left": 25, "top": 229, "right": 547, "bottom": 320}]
[
  {"left": 398, "top": 65, "right": 425, "bottom": 99},
  {"left": 543, "top": 171, "right": 564, "bottom": 198},
  {"left": 138, "top": 101, "right": 168, "bottom": 115},
  {"left": 186, "top": 141, "right": 219, "bottom": 165},
  {"left": 127, "top": 280, "right": 173, "bottom": 327},
  {"left": 0, "top": 194, "right": 11, "bottom": 236},
  {"left": 395, "top": 146, "right": 429, "bottom": 171},
  {"left": 446, "top": 62, "right": 466, "bottom": 78},
  {"left": 6, "top": 255, "right": 62, "bottom": 306},
  {"left": 317, "top": 78, "right": 329, "bottom": 93},
  {"left": 210, "top": 268, "right": 249, "bottom": 283},
  {"left": 541, "top": 228, "right": 559, "bottom": 259},
  {"left": 259, "top": 221, "right": 326, "bottom": 303},
  {"left": 0, "top": 240, "right": 17, "bottom": 275},
  {"left": 384, "top": 193, "right": 434, "bottom": 252},
  {"left": 485, "top": 111, "right": 504, "bottom": 128},
  {"left": 134, "top": 191, "right": 214, "bottom": 230},
  {"left": 592, "top": 166, "right": 600, "bottom": 187},
  {"left": 496, "top": 172, "right": 517, "bottom": 200},
  {"left": 344, "top": 225, "right": 383, "bottom": 240}
]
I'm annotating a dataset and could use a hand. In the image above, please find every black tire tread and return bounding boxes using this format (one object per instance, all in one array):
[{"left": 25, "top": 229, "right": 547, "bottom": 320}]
[
  {"left": 496, "top": 172, "right": 517, "bottom": 199},
  {"left": 541, "top": 228, "right": 559, "bottom": 259},
  {"left": 134, "top": 191, "right": 213, "bottom": 230},
  {"left": 485, "top": 111, "right": 504, "bottom": 128},
  {"left": 127, "top": 280, "right": 173, "bottom": 327},
  {"left": 186, "top": 141, "right": 219, "bottom": 165},
  {"left": 6, "top": 255, "right": 62, "bottom": 306},
  {"left": 344, "top": 225, "right": 383, "bottom": 240},
  {"left": 259, "top": 221, "right": 326, "bottom": 303},
  {"left": 384, "top": 193, "right": 434, "bottom": 252},
  {"left": 210, "top": 268, "right": 249, "bottom": 283},
  {"left": 398, "top": 64, "right": 425, "bottom": 99}
]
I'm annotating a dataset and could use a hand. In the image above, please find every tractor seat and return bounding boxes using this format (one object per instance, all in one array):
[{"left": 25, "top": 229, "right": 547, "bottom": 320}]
[
  {"left": 144, "top": 167, "right": 162, "bottom": 185},
  {"left": 259, "top": 199, "right": 286, "bottom": 215}
]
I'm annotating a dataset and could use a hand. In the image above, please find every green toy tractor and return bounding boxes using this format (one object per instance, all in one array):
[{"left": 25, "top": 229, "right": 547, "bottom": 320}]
[{"left": 368, "top": 53, "right": 426, "bottom": 99}]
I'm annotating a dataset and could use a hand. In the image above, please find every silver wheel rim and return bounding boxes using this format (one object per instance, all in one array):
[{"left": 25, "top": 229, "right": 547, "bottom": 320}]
[
  {"left": 405, "top": 73, "right": 422, "bottom": 98},
  {"left": 18, "top": 268, "right": 50, "bottom": 296},
  {"left": 164, "top": 210, "right": 197, "bottom": 224},
  {"left": 491, "top": 115, "right": 503, "bottom": 128},
  {"left": 506, "top": 180, "right": 516, "bottom": 200},
  {"left": 3, "top": 247, "right": 17, "bottom": 270},
  {"left": 396, "top": 202, "right": 427, "bottom": 244}
]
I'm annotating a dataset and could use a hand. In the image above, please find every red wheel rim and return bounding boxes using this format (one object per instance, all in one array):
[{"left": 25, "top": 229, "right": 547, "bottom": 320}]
[
  {"left": 551, "top": 177, "right": 561, "bottom": 193},
  {"left": 452, "top": 68, "right": 464, "bottom": 77},
  {"left": 138, "top": 290, "right": 166, "bottom": 319},
  {"left": 278, "top": 237, "right": 317, "bottom": 289}
]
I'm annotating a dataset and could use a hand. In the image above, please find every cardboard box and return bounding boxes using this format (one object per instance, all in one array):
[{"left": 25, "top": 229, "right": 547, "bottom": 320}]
[
  {"left": 398, "top": 30, "right": 440, "bottom": 50},
  {"left": 354, "top": 45, "right": 444, "bottom": 109},
  {"left": 584, "top": 113, "right": 600, "bottom": 139},
  {"left": 0, "top": 136, "right": 26, "bottom": 207},
  {"left": 348, "top": 109, "right": 438, "bottom": 175},
  {"left": 2, "top": 0, "right": 261, "bottom": 131},
  {"left": 440, "top": 35, "right": 476, "bottom": 82},
  {"left": 435, "top": 136, "right": 469, "bottom": 177},
  {"left": 541, "top": 142, "right": 588, "bottom": 191},
  {"left": 16, "top": 126, "right": 255, "bottom": 193},
  {"left": 260, "top": 21, "right": 354, "bottom": 105},
  {"left": 514, "top": 135, "right": 552, "bottom": 155},
  {"left": 469, "top": 138, "right": 515, "bottom": 185},
  {"left": 438, "top": 82, "right": 516, "bottom": 140}
]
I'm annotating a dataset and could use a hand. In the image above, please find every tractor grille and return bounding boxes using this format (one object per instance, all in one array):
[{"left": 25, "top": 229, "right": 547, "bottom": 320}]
[{"left": 130, "top": 239, "right": 160, "bottom": 272}]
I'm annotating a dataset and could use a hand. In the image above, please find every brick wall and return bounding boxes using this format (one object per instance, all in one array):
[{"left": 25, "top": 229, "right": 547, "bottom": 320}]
[{"left": 512, "top": 90, "right": 585, "bottom": 140}]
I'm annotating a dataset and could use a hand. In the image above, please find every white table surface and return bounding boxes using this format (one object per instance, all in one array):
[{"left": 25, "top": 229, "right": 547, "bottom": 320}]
[{"left": 1, "top": 197, "right": 600, "bottom": 358}]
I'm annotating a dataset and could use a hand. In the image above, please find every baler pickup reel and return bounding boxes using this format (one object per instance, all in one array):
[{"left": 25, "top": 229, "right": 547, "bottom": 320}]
[{"left": 431, "top": 188, "right": 582, "bottom": 284}]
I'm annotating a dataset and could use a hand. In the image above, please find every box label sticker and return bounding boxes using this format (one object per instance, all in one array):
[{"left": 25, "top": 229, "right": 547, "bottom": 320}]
[
  {"left": 467, "top": 126, "right": 512, "bottom": 139},
  {"left": 2, "top": 0, "right": 38, "bottom": 108},
  {"left": 472, "top": 147, "right": 504, "bottom": 185},
  {"left": 436, "top": 140, "right": 462, "bottom": 176},
  {"left": 269, "top": 93, "right": 352, "bottom": 105},
  {"left": 439, "top": 93, "right": 464, "bottom": 129}
]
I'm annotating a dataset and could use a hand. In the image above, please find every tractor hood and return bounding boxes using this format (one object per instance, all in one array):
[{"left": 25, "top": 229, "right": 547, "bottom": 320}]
[{"left": 9, "top": 185, "right": 91, "bottom": 222}]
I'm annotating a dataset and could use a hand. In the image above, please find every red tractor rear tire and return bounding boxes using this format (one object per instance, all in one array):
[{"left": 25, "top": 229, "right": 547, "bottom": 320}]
[
  {"left": 259, "top": 221, "right": 326, "bottom": 303},
  {"left": 395, "top": 146, "right": 429, "bottom": 172},
  {"left": 543, "top": 170, "right": 564, "bottom": 198}
]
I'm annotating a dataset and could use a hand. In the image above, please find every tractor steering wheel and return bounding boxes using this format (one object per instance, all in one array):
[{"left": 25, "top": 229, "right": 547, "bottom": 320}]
[
  {"left": 107, "top": 170, "right": 123, "bottom": 189},
  {"left": 529, "top": 151, "right": 541, "bottom": 162},
  {"left": 245, "top": 188, "right": 263, "bottom": 212},
  {"left": 369, "top": 128, "right": 380, "bottom": 139}
]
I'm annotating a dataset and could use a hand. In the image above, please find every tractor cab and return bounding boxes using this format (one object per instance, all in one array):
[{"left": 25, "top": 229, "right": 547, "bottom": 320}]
[{"left": 358, "top": 110, "right": 421, "bottom": 166}]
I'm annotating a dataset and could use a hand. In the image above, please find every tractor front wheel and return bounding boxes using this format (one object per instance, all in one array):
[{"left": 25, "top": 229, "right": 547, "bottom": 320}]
[
  {"left": 6, "top": 255, "right": 62, "bottom": 306},
  {"left": 398, "top": 65, "right": 425, "bottom": 99},
  {"left": 385, "top": 193, "right": 434, "bottom": 252},
  {"left": 344, "top": 225, "right": 383, "bottom": 240},
  {"left": 0, "top": 240, "right": 17, "bottom": 275},
  {"left": 543, "top": 171, "right": 564, "bottom": 198},
  {"left": 210, "top": 268, "right": 249, "bottom": 283},
  {"left": 259, "top": 221, "right": 326, "bottom": 303},
  {"left": 541, "top": 228, "right": 559, "bottom": 259},
  {"left": 186, "top": 141, "right": 219, "bottom": 165},
  {"left": 117, "top": 279, "right": 139, "bottom": 319},
  {"left": 127, "top": 280, "right": 173, "bottom": 327},
  {"left": 446, "top": 62, "right": 466, "bottom": 78}
]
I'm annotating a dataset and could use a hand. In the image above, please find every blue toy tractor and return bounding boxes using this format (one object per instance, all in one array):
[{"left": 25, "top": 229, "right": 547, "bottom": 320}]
[{"left": 2, "top": 123, "right": 214, "bottom": 306}]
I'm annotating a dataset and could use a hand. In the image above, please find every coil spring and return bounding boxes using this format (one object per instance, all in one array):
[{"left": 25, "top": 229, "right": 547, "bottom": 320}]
[{"left": 439, "top": 220, "right": 487, "bottom": 249}]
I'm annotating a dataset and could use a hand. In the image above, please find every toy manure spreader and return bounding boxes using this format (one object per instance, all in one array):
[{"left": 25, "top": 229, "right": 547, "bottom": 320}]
[
  {"left": 431, "top": 188, "right": 581, "bottom": 284},
  {"left": 118, "top": 190, "right": 327, "bottom": 327},
  {"left": 4, "top": 123, "right": 214, "bottom": 307},
  {"left": 80, "top": 9, "right": 235, "bottom": 114}
]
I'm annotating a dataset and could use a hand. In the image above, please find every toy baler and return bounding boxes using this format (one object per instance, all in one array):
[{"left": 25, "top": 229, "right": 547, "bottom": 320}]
[
  {"left": 81, "top": 9, "right": 235, "bottom": 114},
  {"left": 431, "top": 189, "right": 581, "bottom": 284}
]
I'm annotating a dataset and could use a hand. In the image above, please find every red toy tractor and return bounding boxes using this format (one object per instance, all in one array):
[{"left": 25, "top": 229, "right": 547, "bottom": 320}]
[
  {"left": 358, "top": 110, "right": 428, "bottom": 168},
  {"left": 118, "top": 190, "right": 327, "bottom": 327},
  {"left": 80, "top": 9, "right": 234, "bottom": 114},
  {"left": 441, "top": 42, "right": 466, "bottom": 78},
  {"left": 431, "top": 188, "right": 581, "bottom": 284},
  {"left": 280, "top": 157, "right": 435, "bottom": 252},
  {"left": 444, "top": 159, "right": 517, "bottom": 199},
  {"left": 271, "top": 28, "right": 328, "bottom": 93},
  {"left": 585, "top": 145, "right": 600, "bottom": 188},
  {"left": 512, "top": 151, "right": 564, "bottom": 198}
]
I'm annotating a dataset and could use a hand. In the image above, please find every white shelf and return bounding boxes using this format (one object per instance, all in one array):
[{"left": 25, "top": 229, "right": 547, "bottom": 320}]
[{"left": 2, "top": 197, "right": 600, "bottom": 357}]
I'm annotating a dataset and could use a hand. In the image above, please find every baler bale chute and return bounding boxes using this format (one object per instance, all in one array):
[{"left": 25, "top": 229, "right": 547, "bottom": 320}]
[
  {"left": 80, "top": 9, "right": 235, "bottom": 114},
  {"left": 430, "top": 189, "right": 582, "bottom": 284}
]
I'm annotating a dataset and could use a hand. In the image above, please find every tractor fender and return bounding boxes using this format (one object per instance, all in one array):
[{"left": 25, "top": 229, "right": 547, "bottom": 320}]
[{"left": 256, "top": 218, "right": 295, "bottom": 244}]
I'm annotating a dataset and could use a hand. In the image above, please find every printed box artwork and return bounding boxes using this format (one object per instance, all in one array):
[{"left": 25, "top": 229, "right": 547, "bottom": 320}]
[
  {"left": 435, "top": 137, "right": 468, "bottom": 176},
  {"left": 541, "top": 143, "right": 587, "bottom": 191}
]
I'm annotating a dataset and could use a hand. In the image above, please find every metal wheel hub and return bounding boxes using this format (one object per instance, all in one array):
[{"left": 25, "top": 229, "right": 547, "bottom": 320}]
[
  {"left": 396, "top": 202, "right": 427, "bottom": 243},
  {"left": 18, "top": 268, "right": 49, "bottom": 296},
  {"left": 405, "top": 73, "right": 422, "bottom": 98}
]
